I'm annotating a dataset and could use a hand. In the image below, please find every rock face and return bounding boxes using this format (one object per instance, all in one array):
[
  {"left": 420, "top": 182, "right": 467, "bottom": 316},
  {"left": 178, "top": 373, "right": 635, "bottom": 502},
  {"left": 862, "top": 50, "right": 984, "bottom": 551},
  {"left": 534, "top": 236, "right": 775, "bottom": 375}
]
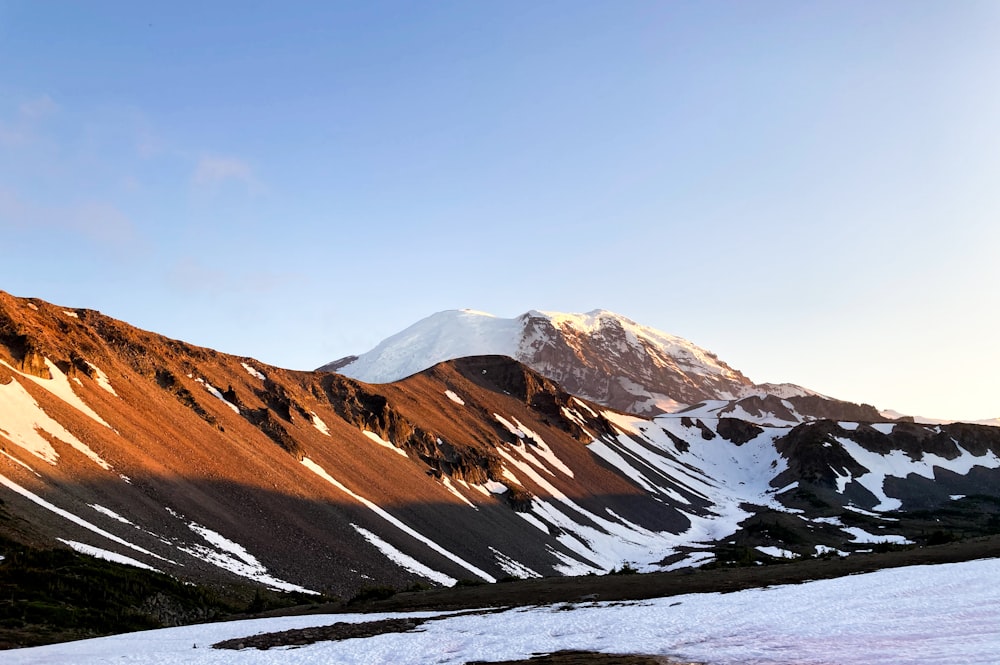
[{"left": 517, "top": 310, "right": 754, "bottom": 414}]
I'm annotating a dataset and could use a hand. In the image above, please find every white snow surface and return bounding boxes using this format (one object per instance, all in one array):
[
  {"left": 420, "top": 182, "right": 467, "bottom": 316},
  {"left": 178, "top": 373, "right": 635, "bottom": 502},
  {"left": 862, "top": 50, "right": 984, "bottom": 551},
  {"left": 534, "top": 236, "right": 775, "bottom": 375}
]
[
  {"left": 8, "top": 558, "right": 1000, "bottom": 665},
  {"left": 444, "top": 389, "right": 465, "bottom": 405},
  {"left": 240, "top": 362, "right": 267, "bottom": 382},
  {"left": 175, "top": 516, "right": 316, "bottom": 594},
  {"left": 327, "top": 308, "right": 740, "bottom": 385},
  {"left": 362, "top": 430, "right": 408, "bottom": 457},
  {"left": 301, "top": 457, "right": 496, "bottom": 583},
  {"left": 350, "top": 524, "right": 456, "bottom": 587},
  {"left": 330, "top": 309, "right": 521, "bottom": 382},
  {"left": 7, "top": 358, "right": 112, "bottom": 428},
  {"left": 0, "top": 368, "right": 112, "bottom": 469},
  {"left": 57, "top": 539, "right": 160, "bottom": 571},
  {"left": 85, "top": 362, "right": 118, "bottom": 396},
  {"left": 195, "top": 378, "right": 240, "bottom": 414},
  {"left": 0, "top": 472, "right": 165, "bottom": 561},
  {"left": 309, "top": 412, "right": 330, "bottom": 436}
]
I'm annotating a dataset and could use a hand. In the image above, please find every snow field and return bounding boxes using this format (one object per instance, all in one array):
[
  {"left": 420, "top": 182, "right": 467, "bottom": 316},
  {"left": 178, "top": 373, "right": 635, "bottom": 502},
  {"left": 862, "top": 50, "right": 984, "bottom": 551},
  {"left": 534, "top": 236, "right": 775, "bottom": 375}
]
[
  {"left": 0, "top": 359, "right": 113, "bottom": 469},
  {"left": 7, "top": 558, "right": 1000, "bottom": 665},
  {"left": 833, "top": 436, "right": 1000, "bottom": 512}
]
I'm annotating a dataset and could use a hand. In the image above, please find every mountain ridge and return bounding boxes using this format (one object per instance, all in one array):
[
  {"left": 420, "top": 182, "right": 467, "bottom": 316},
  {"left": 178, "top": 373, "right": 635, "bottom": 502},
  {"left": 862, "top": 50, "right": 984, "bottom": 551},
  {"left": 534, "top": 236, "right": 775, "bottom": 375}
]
[
  {"left": 4, "top": 290, "right": 1000, "bottom": 639},
  {"left": 319, "top": 308, "right": 889, "bottom": 422}
]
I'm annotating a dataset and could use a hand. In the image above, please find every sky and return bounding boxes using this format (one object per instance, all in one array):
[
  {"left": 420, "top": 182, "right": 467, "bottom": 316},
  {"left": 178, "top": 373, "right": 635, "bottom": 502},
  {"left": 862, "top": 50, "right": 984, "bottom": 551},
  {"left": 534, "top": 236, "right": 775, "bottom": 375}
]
[{"left": 1, "top": 1, "right": 998, "bottom": 421}]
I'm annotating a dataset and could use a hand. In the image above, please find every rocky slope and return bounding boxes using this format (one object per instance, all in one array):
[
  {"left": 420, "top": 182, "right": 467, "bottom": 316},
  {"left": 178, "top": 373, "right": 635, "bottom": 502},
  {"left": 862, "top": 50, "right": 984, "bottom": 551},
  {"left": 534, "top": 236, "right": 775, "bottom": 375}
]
[
  {"left": 320, "top": 308, "right": 881, "bottom": 420},
  {"left": 3, "top": 291, "right": 1000, "bottom": 606}
]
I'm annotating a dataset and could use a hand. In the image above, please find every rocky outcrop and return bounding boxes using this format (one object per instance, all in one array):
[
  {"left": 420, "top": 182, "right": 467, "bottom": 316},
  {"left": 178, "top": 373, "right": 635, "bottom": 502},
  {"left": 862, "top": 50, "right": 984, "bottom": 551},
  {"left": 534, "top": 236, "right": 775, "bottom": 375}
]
[
  {"left": 516, "top": 311, "right": 753, "bottom": 413},
  {"left": 716, "top": 417, "right": 763, "bottom": 445}
]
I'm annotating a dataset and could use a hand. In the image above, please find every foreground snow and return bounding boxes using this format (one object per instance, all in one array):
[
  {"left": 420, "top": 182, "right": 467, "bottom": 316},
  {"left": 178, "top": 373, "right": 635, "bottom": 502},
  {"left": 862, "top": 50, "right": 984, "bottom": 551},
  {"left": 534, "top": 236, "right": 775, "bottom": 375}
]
[{"left": 8, "top": 558, "right": 1000, "bottom": 664}]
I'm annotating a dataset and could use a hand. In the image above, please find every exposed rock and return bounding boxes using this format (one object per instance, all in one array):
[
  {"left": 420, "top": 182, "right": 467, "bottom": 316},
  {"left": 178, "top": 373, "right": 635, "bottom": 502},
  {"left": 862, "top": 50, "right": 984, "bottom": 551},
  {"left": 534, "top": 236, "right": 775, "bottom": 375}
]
[{"left": 716, "top": 418, "right": 763, "bottom": 445}]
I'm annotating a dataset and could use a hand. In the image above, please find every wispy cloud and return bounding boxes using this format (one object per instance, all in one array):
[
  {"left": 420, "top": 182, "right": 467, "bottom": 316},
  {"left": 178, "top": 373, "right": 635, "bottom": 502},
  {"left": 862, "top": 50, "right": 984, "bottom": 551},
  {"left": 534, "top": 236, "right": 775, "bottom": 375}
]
[
  {"left": 0, "top": 187, "right": 138, "bottom": 250},
  {"left": 168, "top": 257, "right": 301, "bottom": 294},
  {"left": 1, "top": 94, "right": 58, "bottom": 146},
  {"left": 18, "top": 94, "right": 58, "bottom": 119},
  {"left": 192, "top": 155, "right": 260, "bottom": 192}
]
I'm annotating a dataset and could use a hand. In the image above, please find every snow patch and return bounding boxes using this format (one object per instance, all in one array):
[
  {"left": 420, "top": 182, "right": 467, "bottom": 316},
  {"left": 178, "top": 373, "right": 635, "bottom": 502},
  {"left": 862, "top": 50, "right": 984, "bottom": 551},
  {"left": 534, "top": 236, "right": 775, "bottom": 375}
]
[
  {"left": 842, "top": 526, "right": 913, "bottom": 545},
  {"left": 489, "top": 546, "right": 541, "bottom": 579},
  {"left": 301, "top": 457, "right": 496, "bottom": 582},
  {"left": 482, "top": 480, "right": 509, "bottom": 494},
  {"left": 85, "top": 362, "right": 118, "bottom": 396},
  {"left": 815, "top": 544, "right": 849, "bottom": 557},
  {"left": 194, "top": 378, "right": 240, "bottom": 414},
  {"left": 240, "top": 362, "right": 267, "bottom": 381},
  {"left": 441, "top": 476, "right": 477, "bottom": 508},
  {"left": 0, "top": 370, "right": 112, "bottom": 469},
  {"left": 351, "top": 524, "right": 456, "bottom": 586},
  {"left": 0, "top": 473, "right": 166, "bottom": 561},
  {"left": 90, "top": 504, "right": 134, "bottom": 525},
  {"left": 58, "top": 539, "right": 160, "bottom": 572},
  {"left": 2, "top": 358, "right": 112, "bottom": 428},
  {"left": 174, "top": 516, "right": 316, "bottom": 594},
  {"left": 310, "top": 412, "right": 330, "bottom": 436},
  {"left": 0, "top": 449, "right": 41, "bottom": 476},
  {"left": 362, "top": 430, "right": 408, "bottom": 457},
  {"left": 444, "top": 390, "right": 465, "bottom": 405}
]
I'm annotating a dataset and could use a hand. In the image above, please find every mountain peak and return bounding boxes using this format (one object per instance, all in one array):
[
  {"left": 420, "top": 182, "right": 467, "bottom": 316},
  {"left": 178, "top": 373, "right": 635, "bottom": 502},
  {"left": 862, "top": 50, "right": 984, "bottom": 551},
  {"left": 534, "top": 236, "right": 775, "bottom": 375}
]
[{"left": 320, "top": 308, "right": 753, "bottom": 414}]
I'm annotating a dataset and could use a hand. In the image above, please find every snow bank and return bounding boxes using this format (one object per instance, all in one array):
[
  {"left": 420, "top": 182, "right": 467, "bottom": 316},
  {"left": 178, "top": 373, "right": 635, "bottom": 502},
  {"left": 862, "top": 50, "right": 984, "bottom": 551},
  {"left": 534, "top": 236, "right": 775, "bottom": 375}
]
[{"left": 7, "top": 558, "right": 1000, "bottom": 665}]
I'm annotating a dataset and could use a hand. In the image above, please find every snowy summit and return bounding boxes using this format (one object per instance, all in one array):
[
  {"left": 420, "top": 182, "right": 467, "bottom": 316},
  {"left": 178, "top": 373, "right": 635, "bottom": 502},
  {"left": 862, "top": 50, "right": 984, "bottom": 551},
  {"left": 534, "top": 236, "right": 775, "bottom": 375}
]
[{"left": 319, "top": 309, "right": 754, "bottom": 415}]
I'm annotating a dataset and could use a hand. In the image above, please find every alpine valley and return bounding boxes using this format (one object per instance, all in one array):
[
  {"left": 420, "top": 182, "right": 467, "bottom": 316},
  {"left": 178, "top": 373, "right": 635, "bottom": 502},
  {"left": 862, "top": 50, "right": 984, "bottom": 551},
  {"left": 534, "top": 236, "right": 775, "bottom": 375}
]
[{"left": 2, "top": 294, "right": 1000, "bottom": 648}]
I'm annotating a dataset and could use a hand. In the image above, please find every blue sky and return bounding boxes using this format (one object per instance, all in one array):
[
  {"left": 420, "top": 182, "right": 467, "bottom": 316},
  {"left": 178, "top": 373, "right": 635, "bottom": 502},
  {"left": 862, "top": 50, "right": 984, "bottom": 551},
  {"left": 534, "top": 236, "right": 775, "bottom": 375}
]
[{"left": 1, "top": 1, "right": 998, "bottom": 420}]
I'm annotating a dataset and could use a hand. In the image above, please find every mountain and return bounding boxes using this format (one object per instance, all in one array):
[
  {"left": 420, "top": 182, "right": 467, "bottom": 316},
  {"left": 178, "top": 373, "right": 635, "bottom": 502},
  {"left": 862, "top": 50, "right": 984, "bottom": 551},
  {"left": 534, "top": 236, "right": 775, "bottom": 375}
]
[
  {"left": 321, "top": 309, "right": 756, "bottom": 414},
  {"left": 3, "top": 291, "right": 1000, "bottom": 646},
  {"left": 320, "top": 308, "right": 882, "bottom": 422}
]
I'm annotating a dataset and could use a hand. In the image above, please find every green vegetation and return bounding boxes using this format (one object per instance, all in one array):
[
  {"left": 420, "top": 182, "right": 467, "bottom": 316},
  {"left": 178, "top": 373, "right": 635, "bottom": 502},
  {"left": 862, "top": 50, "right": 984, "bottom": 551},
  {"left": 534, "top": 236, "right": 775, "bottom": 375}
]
[
  {"left": 0, "top": 534, "right": 323, "bottom": 649},
  {"left": 347, "top": 585, "right": 398, "bottom": 605}
]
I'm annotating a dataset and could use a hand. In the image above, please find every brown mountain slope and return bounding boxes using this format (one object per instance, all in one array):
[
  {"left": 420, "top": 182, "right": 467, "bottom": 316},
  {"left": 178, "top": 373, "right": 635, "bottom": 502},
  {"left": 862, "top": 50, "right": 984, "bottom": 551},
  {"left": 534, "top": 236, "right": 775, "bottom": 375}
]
[
  {"left": 0, "top": 292, "right": 701, "bottom": 598},
  {"left": 3, "top": 290, "right": 1000, "bottom": 610}
]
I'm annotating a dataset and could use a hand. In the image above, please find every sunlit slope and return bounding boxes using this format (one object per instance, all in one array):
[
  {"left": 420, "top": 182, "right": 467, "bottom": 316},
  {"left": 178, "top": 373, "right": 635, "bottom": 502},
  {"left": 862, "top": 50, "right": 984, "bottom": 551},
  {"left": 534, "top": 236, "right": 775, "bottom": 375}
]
[{"left": 3, "top": 291, "right": 1000, "bottom": 600}]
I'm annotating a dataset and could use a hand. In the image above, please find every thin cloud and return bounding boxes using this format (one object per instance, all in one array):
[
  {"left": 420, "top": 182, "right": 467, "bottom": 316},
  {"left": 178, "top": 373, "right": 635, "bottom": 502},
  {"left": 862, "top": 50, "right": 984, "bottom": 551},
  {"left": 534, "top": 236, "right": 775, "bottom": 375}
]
[
  {"left": 192, "top": 155, "right": 260, "bottom": 192},
  {"left": 1, "top": 94, "right": 57, "bottom": 146},
  {"left": 0, "top": 187, "right": 138, "bottom": 250},
  {"left": 18, "top": 94, "right": 58, "bottom": 119},
  {"left": 168, "top": 257, "right": 301, "bottom": 295}
]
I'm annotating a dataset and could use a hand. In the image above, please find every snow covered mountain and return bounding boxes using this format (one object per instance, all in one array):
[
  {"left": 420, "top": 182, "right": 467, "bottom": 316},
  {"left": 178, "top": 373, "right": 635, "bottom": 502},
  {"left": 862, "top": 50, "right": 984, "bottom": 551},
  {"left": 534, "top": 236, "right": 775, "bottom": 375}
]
[
  {"left": 3, "top": 291, "right": 1000, "bottom": 643},
  {"left": 320, "top": 308, "right": 881, "bottom": 421},
  {"left": 321, "top": 309, "right": 758, "bottom": 415}
]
